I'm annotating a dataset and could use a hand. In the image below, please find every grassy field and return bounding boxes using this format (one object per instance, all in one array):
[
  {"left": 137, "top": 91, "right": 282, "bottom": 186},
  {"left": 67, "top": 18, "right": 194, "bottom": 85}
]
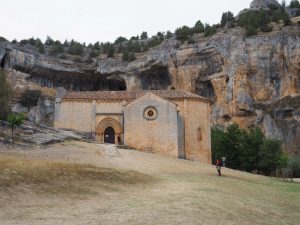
[
  {"left": 0, "top": 154, "right": 153, "bottom": 194},
  {"left": 0, "top": 141, "right": 299, "bottom": 225}
]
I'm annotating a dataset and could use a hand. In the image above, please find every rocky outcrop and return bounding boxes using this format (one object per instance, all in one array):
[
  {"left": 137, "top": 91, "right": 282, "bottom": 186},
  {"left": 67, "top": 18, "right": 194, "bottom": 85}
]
[
  {"left": 1, "top": 4, "right": 300, "bottom": 153},
  {"left": 12, "top": 96, "right": 55, "bottom": 126},
  {"left": 0, "top": 120, "right": 87, "bottom": 145},
  {"left": 250, "top": 0, "right": 281, "bottom": 11}
]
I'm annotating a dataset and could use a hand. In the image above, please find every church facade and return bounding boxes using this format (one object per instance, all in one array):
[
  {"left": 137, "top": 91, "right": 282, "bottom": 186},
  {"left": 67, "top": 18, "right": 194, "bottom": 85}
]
[{"left": 54, "top": 90, "right": 211, "bottom": 163}]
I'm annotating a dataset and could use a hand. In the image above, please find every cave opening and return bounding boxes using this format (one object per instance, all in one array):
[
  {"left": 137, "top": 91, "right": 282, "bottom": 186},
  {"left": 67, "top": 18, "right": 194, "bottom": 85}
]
[
  {"left": 195, "top": 79, "right": 216, "bottom": 99},
  {"left": 139, "top": 66, "right": 172, "bottom": 90},
  {"left": 0, "top": 52, "right": 7, "bottom": 68},
  {"left": 28, "top": 74, "right": 127, "bottom": 91}
]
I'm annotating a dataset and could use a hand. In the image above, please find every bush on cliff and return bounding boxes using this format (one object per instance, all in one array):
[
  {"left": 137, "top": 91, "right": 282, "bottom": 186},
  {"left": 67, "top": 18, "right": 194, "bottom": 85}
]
[
  {"left": 49, "top": 41, "right": 64, "bottom": 55},
  {"left": 140, "top": 31, "right": 148, "bottom": 40},
  {"left": 175, "top": 26, "right": 194, "bottom": 42},
  {"left": 68, "top": 40, "right": 84, "bottom": 55},
  {"left": 194, "top": 20, "right": 205, "bottom": 33},
  {"left": 290, "top": 0, "right": 300, "bottom": 8},
  {"left": 245, "top": 25, "right": 258, "bottom": 37},
  {"left": 204, "top": 24, "right": 217, "bottom": 37},
  {"left": 212, "top": 124, "right": 286, "bottom": 176},
  {"left": 20, "top": 90, "right": 41, "bottom": 108},
  {"left": 0, "top": 72, "right": 11, "bottom": 120},
  {"left": 221, "top": 11, "right": 235, "bottom": 27}
]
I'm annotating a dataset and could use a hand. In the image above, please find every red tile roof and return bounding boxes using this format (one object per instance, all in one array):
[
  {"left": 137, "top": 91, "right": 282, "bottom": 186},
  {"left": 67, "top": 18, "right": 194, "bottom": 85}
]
[{"left": 63, "top": 90, "right": 208, "bottom": 101}]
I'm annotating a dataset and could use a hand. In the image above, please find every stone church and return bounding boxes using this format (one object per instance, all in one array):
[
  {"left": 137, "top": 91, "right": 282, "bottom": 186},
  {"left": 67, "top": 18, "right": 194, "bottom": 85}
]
[{"left": 54, "top": 89, "right": 211, "bottom": 163}]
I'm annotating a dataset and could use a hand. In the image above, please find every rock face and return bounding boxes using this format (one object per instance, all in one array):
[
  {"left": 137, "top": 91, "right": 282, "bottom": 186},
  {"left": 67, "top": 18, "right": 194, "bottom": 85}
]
[
  {"left": 1, "top": 23, "right": 300, "bottom": 154},
  {"left": 0, "top": 120, "right": 86, "bottom": 145},
  {"left": 250, "top": 0, "right": 281, "bottom": 11},
  {"left": 12, "top": 96, "right": 55, "bottom": 126}
]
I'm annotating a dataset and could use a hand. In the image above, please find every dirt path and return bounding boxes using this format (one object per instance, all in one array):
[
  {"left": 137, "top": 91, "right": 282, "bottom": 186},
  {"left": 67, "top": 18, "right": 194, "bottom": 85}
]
[{"left": 0, "top": 141, "right": 299, "bottom": 225}]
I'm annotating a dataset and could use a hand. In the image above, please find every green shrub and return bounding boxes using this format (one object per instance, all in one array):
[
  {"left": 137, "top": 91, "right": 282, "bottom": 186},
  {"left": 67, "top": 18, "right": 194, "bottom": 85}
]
[
  {"left": 0, "top": 72, "right": 11, "bottom": 120},
  {"left": 0, "top": 36, "right": 8, "bottom": 42},
  {"left": 166, "top": 31, "right": 173, "bottom": 38},
  {"left": 221, "top": 11, "right": 235, "bottom": 27},
  {"left": 260, "top": 24, "right": 273, "bottom": 32},
  {"left": 122, "top": 51, "right": 129, "bottom": 61},
  {"left": 68, "top": 40, "right": 84, "bottom": 55},
  {"left": 122, "top": 51, "right": 136, "bottom": 62},
  {"left": 37, "top": 42, "right": 45, "bottom": 54},
  {"left": 194, "top": 20, "right": 205, "bottom": 33},
  {"left": 114, "top": 36, "right": 127, "bottom": 45},
  {"left": 175, "top": 26, "right": 193, "bottom": 42},
  {"left": 282, "top": 12, "right": 291, "bottom": 26},
  {"left": 140, "top": 31, "right": 148, "bottom": 40},
  {"left": 130, "top": 36, "right": 139, "bottom": 41},
  {"left": 238, "top": 10, "right": 270, "bottom": 29},
  {"left": 89, "top": 50, "right": 99, "bottom": 58},
  {"left": 204, "top": 24, "right": 217, "bottom": 37},
  {"left": 44, "top": 36, "right": 54, "bottom": 45},
  {"left": 49, "top": 41, "right": 64, "bottom": 55},
  {"left": 106, "top": 44, "right": 115, "bottom": 58},
  {"left": 288, "top": 155, "right": 300, "bottom": 177},
  {"left": 268, "top": 4, "right": 279, "bottom": 11},
  {"left": 19, "top": 90, "right": 41, "bottom": 108},
  {"left": 93, "top": 42, "right": 101, "bottom": 50},
  {"left": 258, "top": 139, "right": 284, "bottom": 175},
  {"left": 7, "top": 112, "right": 26, "bottom": 143},
  {"left": 157, "top": 32, "right": 164, "bottom": 41},
  {"left": 245, "top": 25, "right": 258, "bottom": 37},
  {"left": 140, "top": 42, "right": 149, "bottom": 52},
  {"left": 290, "top": 0, "right": 300, "bottom": 8},
  {"left": 146, "top": 36, "right": 163, "bottom": 48}
]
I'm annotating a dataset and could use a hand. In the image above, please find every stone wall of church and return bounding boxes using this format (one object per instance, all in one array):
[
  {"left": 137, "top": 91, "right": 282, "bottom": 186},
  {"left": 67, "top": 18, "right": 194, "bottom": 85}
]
[
  {"left": 95, "top": 101, "right": 124, "bottom": 114},
  {"left": 173, "top": 99, "right": 211, "bottom": 164},
  {"left": 124, "top": 93, "right": 179, "bottom": 157},
  {"left": 54, "top": 101, "right": 94, "bottom": 132},
  {"left": 55, "top": 95, "right": 211, "bottom": 164}
]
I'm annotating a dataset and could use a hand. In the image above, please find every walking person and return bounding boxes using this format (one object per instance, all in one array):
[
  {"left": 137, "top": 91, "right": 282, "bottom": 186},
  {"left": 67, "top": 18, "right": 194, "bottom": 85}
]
[{"left": 216, "top": 159, "right": 222, "bottom": 176}]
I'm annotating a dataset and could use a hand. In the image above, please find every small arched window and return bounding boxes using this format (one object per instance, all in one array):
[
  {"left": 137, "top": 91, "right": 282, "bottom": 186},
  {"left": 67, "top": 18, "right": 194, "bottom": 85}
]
[{"left": 197, "top": 127, "right": 203, "bottom": 141}]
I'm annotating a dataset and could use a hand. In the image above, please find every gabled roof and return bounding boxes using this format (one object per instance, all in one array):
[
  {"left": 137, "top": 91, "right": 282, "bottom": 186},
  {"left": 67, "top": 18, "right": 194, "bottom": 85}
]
[{"left": 63, "top": 89, "right": 208, "bottom": 101}]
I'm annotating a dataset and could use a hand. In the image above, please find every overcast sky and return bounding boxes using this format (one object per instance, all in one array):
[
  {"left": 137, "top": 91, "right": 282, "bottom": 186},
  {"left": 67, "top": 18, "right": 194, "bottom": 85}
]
[{"left": 0, "top": 0, "right": 267, "bottom": 44}]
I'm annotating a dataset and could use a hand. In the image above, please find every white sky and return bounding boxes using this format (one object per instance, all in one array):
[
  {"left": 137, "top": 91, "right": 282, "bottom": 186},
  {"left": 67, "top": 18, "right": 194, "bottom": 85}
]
[{"left": 0, "top": 0, "right": 279, "bottom": 44}]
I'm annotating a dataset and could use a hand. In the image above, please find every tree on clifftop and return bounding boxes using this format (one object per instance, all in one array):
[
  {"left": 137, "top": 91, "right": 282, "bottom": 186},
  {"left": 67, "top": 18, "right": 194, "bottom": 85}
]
[
  {"left": 221, "top": 11, "right": 234, "bottom": 27},
  {"left": 140, "top": 31, "right": 148, "bottom": 40},
  {"left": 194, "top": 20, "right": 205, "bottom": 33},
  {"left": 290, "top": 0, "right": 300, "bottom": 8}
]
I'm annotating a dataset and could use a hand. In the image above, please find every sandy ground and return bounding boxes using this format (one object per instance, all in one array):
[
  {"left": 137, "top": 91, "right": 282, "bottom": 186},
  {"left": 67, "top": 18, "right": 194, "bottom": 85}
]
[{"left": 0, "top": 141, "right": 299, "bottom": 225}]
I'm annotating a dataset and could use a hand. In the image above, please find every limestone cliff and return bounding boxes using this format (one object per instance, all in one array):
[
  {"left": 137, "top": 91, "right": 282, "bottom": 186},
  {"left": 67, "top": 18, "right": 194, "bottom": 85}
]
[{"left": 1, "top": 15, "right": 300, "bottom": 154}]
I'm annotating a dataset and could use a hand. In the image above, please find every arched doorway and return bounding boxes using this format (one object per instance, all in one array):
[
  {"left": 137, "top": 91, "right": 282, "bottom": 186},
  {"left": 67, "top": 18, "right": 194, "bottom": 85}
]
[
  {"left": 96, "top": 117, "right": 123, "bottom": 144},
  {"left": 104, "top": 126, "right": 115, "bottom": 144}
]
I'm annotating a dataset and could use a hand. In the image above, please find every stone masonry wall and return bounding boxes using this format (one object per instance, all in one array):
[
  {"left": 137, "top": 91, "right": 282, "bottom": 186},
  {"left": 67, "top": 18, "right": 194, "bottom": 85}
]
[
  {"left": 173, "top": 99, "right": 211, "bottom": 163},
  {"left": 124, "top": 93, "right": 179, "bottom": 157},
  {"left": 54, "top": 101, "right": 93, "bottom": 132}
]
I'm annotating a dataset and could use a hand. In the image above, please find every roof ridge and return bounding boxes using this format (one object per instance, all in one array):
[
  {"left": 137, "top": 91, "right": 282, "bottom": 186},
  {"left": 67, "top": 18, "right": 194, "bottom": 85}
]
[{"left": 63, "top": 89, "right": 208, "bottom": 101}]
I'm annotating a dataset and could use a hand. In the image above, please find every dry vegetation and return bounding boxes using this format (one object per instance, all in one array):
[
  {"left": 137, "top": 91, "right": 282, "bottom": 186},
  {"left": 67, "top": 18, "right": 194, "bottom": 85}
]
[
  {"left": 0, "top": 141, "right": 299, "bottom": 225},
  {"left": 0, "top": 153, "right": 153, "bottom": 194}
]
